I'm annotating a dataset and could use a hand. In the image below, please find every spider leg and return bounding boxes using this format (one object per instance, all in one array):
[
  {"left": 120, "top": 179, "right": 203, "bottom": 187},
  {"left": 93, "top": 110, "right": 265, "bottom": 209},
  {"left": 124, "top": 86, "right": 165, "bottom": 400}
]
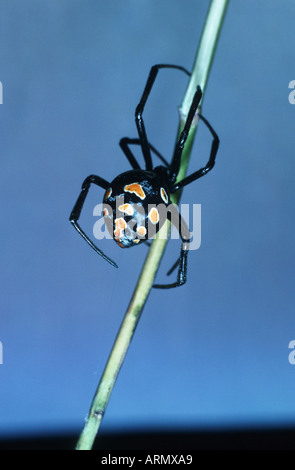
[
  {"left": 69, "top": 175, "right": 118, "bottom": 268},
  {"left": 166, "top": 258, "right": 179, "bottom": 276},
  {"left": 120, "top": 137, "right": 169, "bottom": 168},
  {"left": 161, "top": 113, "right": 219, "bottom": 281},
  {"left": 153, "top": 206, "right": 191, "bottom": 289},
  {"left": 153, "top": 244, "right": 189, "bottom": 289},
  {"left": 135, "top": 64, "right": 191, "bottom": 171},
  {"left": 119, "top": 138, "right": 141, "bottom": 169},
  {"left": 171, "top": 114, "right": 220, "bottom": 192},
  {"left": 169, "top": 85, "right": 203, "bottom": 184}
]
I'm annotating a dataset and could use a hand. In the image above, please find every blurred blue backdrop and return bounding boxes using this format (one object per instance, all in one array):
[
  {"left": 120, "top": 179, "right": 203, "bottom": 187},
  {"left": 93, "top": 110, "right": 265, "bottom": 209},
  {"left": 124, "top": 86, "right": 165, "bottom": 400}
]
[{"left": 1, "top": 0, "right": 295, "bottom": 438}]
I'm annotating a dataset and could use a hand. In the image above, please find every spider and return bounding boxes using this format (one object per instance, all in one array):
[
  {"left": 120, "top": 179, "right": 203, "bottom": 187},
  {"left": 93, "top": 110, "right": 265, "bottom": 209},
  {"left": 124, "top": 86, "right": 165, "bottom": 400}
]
[{"left": 69, "top": 64, "right": 219, "bottom": 288}]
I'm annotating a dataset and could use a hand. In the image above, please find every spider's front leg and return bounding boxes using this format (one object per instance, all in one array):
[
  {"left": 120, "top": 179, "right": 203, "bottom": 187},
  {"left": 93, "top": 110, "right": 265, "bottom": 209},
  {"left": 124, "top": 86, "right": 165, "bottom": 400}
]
[
  {"left": 69, "top": 175, "right": 118, "bottom": 268},
  {"left": 135, "top": 64, "right": 190, "bottom": 171},
  {"left": 171, "top": 113, "right": 220, "bottom": 192}
]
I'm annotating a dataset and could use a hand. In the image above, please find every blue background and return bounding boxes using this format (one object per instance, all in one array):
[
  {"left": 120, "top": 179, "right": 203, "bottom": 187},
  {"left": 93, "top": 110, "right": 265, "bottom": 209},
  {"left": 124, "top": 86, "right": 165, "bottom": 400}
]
[{"left": 1, "top": 0, "right": 295, "bottom": 438}]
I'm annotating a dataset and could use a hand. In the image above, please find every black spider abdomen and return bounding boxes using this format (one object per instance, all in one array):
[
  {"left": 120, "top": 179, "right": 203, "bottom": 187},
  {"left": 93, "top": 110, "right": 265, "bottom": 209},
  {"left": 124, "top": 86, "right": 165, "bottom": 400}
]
[{"left": 103, "top": 169, "right": 170, "bottom": 247}]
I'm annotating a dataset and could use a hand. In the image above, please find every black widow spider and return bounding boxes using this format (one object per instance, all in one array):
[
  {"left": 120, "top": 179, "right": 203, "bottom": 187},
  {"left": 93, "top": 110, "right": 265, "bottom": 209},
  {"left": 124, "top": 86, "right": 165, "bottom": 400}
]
[{"left": 69, "top": 64, "right": 219, "bottom": 288}]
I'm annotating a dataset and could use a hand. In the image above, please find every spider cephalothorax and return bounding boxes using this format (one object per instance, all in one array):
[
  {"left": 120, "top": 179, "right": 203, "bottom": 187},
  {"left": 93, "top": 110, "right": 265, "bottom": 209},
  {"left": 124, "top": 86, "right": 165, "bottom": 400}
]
[{"left": 70, "top": 64, "right": 219, "bottom": 288}]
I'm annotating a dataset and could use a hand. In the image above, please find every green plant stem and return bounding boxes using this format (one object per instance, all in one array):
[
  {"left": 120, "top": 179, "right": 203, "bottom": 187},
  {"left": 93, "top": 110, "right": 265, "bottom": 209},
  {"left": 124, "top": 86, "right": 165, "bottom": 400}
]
[{"left": 76, "top": 0, "right": 229, "bottom": 451}]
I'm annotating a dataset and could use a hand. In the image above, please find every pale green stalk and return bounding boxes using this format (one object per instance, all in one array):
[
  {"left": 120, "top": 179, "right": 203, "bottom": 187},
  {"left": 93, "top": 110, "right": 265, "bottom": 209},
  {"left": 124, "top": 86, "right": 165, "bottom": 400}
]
[{"left": 76, "top": 0, "right": 229, "bottom": 451}]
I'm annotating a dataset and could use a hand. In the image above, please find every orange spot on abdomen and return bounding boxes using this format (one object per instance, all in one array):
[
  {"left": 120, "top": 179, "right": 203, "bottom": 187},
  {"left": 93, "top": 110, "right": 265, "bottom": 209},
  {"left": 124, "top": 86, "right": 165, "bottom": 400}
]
[
  {"left": 114, "top": 217, "right": 127, "bottom": 239},
  {"left": 124, "top": 183, "right": 146, "bottom": 200},
  {"left": 104, "top": 187, "right": 112, "bottom": 200},
  {"left": 160, "top": 187, "right": 169, "bottom": 204},
  {"left": 137, "top": 226, "right": 147, "bottom": 237},
  {"left": 119, "top": 203, "right": 134, "bottom": 216},
  {"left": 148, "top": 207, "right": 159, "bottom": 224}
]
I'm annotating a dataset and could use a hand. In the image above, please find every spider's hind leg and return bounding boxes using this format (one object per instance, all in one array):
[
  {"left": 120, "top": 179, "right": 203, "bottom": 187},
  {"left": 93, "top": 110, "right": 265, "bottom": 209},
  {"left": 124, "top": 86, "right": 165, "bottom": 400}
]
[
  {"left": 152, "top": 243, "right": 190, "bottom": 289},
  {"left": 152, "top": 205, "right": 191, "bottom": 289}
]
